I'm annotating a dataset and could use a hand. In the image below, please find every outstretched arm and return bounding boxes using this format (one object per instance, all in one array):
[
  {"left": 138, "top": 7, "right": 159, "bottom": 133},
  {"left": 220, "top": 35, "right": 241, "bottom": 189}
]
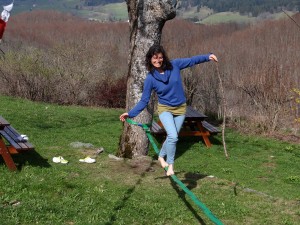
[
  {"left": 173, "top": 53, "right": 218, "bottom": 69},
  {"left": 119, "top": 75, "right": 153, "bottom": 121}
]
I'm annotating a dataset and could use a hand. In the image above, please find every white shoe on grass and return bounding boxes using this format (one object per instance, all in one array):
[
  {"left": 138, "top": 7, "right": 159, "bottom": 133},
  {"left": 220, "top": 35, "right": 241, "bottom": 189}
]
[
  {"left": 79, "top": 157, "right": 96, "bottom": 163},
  {"left": 52, "top": 156, "right": 68, "bottom": 164}
]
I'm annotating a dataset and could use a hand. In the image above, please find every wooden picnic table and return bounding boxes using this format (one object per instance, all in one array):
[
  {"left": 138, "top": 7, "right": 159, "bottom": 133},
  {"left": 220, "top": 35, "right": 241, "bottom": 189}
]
[
  {"left": 0, "top": 116, "right": 34, "bottom": 171},
  {"left": 151, "top": 106, "right": 219, "bottom": 147}
]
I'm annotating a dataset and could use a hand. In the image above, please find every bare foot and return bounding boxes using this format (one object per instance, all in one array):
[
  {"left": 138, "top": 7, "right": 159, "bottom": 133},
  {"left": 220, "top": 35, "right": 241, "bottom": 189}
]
[
  {"left": 158, "top": 157, "right": 168, "bottom": 168},
  {"left": 166, "top": 164, "right": 174, "bottom": 176}
]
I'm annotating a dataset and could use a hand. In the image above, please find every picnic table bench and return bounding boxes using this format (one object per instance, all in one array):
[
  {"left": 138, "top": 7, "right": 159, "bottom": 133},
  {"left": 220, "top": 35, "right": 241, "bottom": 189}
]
[
  {"left": 0, "top": 116, "right": 34, "bottom": 171},
  {"left": 151, "top": 106, "right": 219, "bottom": 147}
]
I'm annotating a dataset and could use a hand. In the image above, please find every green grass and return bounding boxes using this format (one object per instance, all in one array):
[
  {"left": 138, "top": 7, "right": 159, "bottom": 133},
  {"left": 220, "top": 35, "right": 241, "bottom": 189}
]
[
  {"left": 100, "top": 2, "right": 128, "bottom": 20},
  {"left": 200, "top": 12, "right": 255, "bottom": 24},
  {"left": 198, "top": 11, "right": 298, "bottom": 24},
  {"left": 179, "top": 6, "right": 213, "bottom": 20},
  {"left": 73, "top": 2, "right": 128, "bottom": 21},
  {"left": 0, "top": 95, "right": 299, "bottom": 224}
]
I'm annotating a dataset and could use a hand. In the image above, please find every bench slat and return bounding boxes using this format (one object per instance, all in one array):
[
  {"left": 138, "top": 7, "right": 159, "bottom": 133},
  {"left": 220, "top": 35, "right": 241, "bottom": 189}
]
[
  {"left": 0, "top": 126, "right": 34, "bottom": 150},
  {"left": 0, "top": 116, "right": 10, "bottom": 128},
  {"left": 150, "top": 122, "right": 165, "bottom": 134},
  {"left": 185, "top": 106, "right": 208, "bottom": 120},
  {"left": 5, "top": 126, "right": 34, "bottom": 149},
  {"left": 0, "top": 130, "right": 23, "bottom": 150},
  {"left": 202, "top": 121, "right": 220, "bottom": 134}
]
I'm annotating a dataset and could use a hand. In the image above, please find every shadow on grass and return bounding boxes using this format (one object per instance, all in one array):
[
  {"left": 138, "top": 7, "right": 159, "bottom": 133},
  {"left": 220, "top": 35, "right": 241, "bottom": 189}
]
[
  {"left": 0, "top": 149, "right": 51, "bottom": 171},
  {"left": 152, "top": 135, "right": 222, "bottom": 162},
  {"left": 104, "top": 160, "right": 157, "bottom": 225},
  {"left": 105, "top": 158, "right": 208, "bottom": 224},
  {"left": 169, "top": 171, "right": 208, "bottom": 225},
  {"left": 154, "top": 170, "right": 208, "bottom": 224},
  {"left": 147, "top": 135, "right": 216, "bottom": 223}
]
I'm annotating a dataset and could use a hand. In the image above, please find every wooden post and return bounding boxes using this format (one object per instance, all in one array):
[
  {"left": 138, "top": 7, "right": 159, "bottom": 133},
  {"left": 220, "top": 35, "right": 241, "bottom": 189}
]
[
  {"left": 0, "top": 136, "right": 17, "bottom": 171},
  {"left": 196, "top": 121, "right": 212, "bottom": 148}
]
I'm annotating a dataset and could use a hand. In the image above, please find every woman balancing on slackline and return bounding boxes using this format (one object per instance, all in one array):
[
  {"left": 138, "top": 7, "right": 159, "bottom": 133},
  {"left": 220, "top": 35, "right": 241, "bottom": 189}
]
[{"left": 120, "top": 45, "right": 218, "bottom": 176}]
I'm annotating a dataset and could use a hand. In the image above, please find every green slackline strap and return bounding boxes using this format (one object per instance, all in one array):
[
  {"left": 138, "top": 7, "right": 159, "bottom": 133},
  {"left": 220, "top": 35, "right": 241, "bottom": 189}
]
[{"left": 125, "top": 118, "right": 224, "bottom": 225}]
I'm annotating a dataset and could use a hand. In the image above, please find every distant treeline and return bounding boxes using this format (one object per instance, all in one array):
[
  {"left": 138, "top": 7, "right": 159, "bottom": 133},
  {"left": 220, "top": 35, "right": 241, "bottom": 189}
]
[
  {"left": 83, "top": 0, "right": 300, "bottom": 16},
  {"left": 84, "top": 0, "right": 123, "bottom": 7},
  {"left": 182, "top": 0, "right": 300, "bottom": 16},
  {"left": 190, "top": 0, "right": 300, "bottom": 16}
]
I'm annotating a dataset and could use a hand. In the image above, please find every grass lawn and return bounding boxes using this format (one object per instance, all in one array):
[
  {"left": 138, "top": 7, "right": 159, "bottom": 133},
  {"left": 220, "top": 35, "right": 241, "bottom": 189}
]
[
  {"left": 200, "top": 12, "right": 255, "bottom": 24},
  {"left": 0, "top": 95, "right": 299, "bottom": 224},
  {"left": 100, "top": 2, "right": 128, "bottom": 20}
]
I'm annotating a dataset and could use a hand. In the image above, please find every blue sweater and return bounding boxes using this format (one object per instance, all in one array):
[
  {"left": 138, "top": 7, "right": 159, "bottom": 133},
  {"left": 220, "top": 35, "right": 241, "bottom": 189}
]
[{"left": 128, "top": 54, "right": 211, "bottom": 118}]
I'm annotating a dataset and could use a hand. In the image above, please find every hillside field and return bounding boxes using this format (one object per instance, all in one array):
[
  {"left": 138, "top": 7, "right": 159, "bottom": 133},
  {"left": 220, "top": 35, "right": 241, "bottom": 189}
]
[{"left": 7, "top": 0, "right": 298, "bottom": 23}]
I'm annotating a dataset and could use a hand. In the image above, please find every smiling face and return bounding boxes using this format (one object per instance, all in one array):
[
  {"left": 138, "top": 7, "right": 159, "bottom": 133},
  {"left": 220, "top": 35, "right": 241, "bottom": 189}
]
[{"left": 151, "top": 53, "right": 164, "bottom": 70}]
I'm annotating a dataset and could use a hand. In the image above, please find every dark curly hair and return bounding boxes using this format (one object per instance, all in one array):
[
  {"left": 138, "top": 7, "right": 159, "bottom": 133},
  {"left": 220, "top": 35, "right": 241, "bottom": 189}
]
[{"left": 145, "top": 45, "right": 173, "bottom": 73}]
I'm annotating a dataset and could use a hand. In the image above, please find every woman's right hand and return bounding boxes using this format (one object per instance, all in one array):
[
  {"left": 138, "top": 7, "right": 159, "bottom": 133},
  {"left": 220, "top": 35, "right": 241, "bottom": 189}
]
[
  {"left": 209, "top": 54, "right": 218, "bottom": 62},
  {"left": 119, "top": 113, "right": 129, "bottom": 122}
]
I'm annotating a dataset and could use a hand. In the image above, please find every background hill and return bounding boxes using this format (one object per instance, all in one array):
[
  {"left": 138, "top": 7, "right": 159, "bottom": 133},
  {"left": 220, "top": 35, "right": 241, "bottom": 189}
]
[{"left": 0, "top": 0, "right": 299, "bottom": 23}]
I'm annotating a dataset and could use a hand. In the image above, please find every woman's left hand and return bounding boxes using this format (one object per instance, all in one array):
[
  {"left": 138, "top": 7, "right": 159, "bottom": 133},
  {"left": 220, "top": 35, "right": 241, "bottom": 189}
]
[{"left": 209, "top": 54, "right": 218, "bottom": 62}]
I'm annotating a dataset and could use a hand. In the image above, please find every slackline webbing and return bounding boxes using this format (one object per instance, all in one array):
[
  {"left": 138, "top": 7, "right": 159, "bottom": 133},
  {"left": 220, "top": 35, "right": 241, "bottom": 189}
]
[{"left": 126, "top": 118, "right": 223, "bottom": 225}]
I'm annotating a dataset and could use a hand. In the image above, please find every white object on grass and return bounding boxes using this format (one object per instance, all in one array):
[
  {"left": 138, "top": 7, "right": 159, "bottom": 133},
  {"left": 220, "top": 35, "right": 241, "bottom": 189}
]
[
  {"left": 52, "top": 156, "right": 68, "bottom": 164},
  {"left": 79, "top": 157, "right": 96, "bottom": 163}
]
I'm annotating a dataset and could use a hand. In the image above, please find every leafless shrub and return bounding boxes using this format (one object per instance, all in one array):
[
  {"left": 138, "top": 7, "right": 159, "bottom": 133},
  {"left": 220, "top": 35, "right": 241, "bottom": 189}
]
[
  {"left": 1, "top": 10, "right": 129, "bottom": 106},
  {"left": 162, "top": 15, "right": 300, "bottom": 134},
  {"left": 88, "top": 75, "right": 127, "bottom": 108}
]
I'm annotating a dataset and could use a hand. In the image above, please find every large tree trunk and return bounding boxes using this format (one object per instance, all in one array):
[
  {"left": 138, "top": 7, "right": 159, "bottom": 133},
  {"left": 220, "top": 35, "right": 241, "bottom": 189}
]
[{"left": 117, "top": 0, "right": 176, "bottom": 158}]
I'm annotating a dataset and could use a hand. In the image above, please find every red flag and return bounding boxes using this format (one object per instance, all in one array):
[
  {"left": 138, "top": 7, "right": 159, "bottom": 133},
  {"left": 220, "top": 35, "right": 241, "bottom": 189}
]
[
  {"left": 0, "top": 2, "right": 13, "bottom": 41},
  {"left": 0, "top": 18, "right": 6, "bottom": 39}
]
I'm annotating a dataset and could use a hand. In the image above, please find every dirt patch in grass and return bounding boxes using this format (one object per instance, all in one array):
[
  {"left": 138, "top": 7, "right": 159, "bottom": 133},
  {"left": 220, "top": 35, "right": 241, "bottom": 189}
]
[
  {"left": 262, "top": 162, "right": 276, "bottom": 168},
  {"left": 126, "top": 156, "right": 158, "bottom": 175},
  {"left": 105, "top": 155, "right": 159, "bottom": 175},
  {"left": 86, "top": 155, "right": 163, "bottom": 184}
]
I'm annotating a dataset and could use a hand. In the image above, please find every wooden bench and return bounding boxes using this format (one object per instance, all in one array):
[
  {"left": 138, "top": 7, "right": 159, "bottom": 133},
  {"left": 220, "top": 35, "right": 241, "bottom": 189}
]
[
  {"left": 0, "top": 116, "right": 34, "bottom": 171},
  {"left": 151, "top": 106, "right": 220, "bottom": 147}
]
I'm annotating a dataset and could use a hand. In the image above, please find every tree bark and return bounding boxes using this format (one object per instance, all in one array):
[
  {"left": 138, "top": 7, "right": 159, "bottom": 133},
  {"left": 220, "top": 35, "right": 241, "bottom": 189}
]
[{"left": 117, "top": 0, "right": 176, "bottom": 158}]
